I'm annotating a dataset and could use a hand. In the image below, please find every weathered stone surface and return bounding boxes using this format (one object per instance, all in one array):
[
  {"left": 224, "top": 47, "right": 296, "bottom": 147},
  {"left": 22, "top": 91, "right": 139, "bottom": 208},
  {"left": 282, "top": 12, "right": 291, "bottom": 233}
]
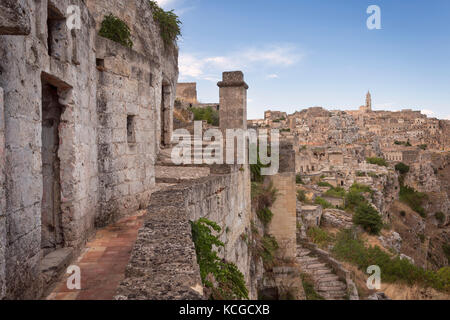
[
  {"left": 0, "top": 0, "right": 31, "bottom": 35},
  {"left": 379, "top": 231, "right": 402, "bottom": 254},
  {"left": 322, "top": 209, "right": 353, "bottom": 229},
  {"left": 0, "top": 87, "right": 5, "bottom": 299},
  {"left": 39, "top": 248, "right": 73, "bottom": 290},
  {"left": 268, "top": 173, "right": 297, "bottom": 259},
  {"left": 116, "top": 169, "right": 251, "bottom": 300},
  {"left": 0, "top": 0, "right": 178, "bottom": 299}
]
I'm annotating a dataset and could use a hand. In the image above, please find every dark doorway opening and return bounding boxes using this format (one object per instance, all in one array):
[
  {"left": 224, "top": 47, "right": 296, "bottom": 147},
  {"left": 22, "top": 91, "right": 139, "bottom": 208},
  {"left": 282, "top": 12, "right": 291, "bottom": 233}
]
[
  {"left": 161, "top": 85, "right": 170, "bottom": 147},
  {"left": 41, "top": 79, "right": 64, "bottom": 254}
]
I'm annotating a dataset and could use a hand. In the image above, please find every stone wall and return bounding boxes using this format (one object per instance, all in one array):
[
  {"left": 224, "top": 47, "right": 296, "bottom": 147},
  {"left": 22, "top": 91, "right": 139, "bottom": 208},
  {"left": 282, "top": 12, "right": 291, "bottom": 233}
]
[
  {"left": 116, "top": 168, "right": 252, "bottom": 299},
  {"left": 176, "top": 82, "right": 198, "bottom": 106},
  {"left": 95, "top": 36, "right": 172, "bottom": 227},
  {"left": 0, "top": 87, "right": 5, "bottom": 299},
  {"left": 0, "top": 0, "right": 99, "bottom": 299},
  {"left": 0, "top": 0, "right": 178, "bottom": 299},
  {"left": 267, "top": 173, "right": 297, "bottom": 260}
]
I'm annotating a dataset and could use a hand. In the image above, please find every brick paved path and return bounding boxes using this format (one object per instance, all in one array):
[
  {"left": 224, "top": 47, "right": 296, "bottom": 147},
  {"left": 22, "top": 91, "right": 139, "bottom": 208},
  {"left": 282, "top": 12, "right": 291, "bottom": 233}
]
[{"left": 47, "top": 211, "right": 146, "bottom": 300}]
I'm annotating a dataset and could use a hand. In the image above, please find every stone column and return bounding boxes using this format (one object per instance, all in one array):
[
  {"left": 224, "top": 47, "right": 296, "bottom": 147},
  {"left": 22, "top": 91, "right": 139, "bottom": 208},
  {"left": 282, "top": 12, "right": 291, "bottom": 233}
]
[
  {"left": 267, "top": 141, "right": 297, "bottom": 260},
  {"left": 0, "top": 87, "right": 5, "bottom": 299},
  {"left": 218, "top": 71, "right": 248, "bottom": 132}
]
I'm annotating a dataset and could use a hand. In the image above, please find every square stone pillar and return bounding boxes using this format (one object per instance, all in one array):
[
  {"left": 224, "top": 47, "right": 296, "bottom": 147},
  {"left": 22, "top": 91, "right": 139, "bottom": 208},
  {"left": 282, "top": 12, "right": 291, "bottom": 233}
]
[
  {"left": 267, "top": 141, "right": 297, "bottom": 260},
  {"left": 217, "top": 71, "right": 248, "bottom": 131}
]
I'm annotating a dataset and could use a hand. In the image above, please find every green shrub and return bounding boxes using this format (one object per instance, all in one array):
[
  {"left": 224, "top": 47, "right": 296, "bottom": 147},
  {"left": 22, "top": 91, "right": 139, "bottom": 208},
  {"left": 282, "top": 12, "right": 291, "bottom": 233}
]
[
  {"left": 99, "top": 14, "right": 133, "bottom": 48},
  {"left": 345, "top": 190, "right": 366, "bottom": 211},
  {"left": 435, "top": 212, "right": 445, "bottom": 224},
  {"left": 368, "top": 172, "right": 379, "bottom": 179},
  {"left": 307, "top": 227, "right": 333, "bottom": 248},
  {"left": 191, "top": 218, "right": 248, "bottom": 299},
  {"left": 259, "top": 235, "right": 279, "bottom": 268},
  {"left": 395, "top": 163, "right": 410, "bottom": 175},
  {"left": 149, "top": 0, "right": 182, "bottom": 46},
  {"left": 418, "top": 233, "right": 426, "bottom": 243},
  {"left": 314, "top": 196, "right": 333, "bottom": 209},
  {"left": 356, "top": 171, "right": 366, "bottom": 177},
  {"left": 332, "top": 230, "right": 450, "bottom": 292},
  {"left": 325, "top": 186, "right": 346, "bottom": 199},
  {"left": 350, "top": 183, "right": 374, "bottom": 195},
  {"left": 296, "top": 174, "right": 304, "bottom": 185},
  {"left": 300, "top": 273, "right": 324, "bottom": 300},
  {"left": 317, "top": 181, "right": 333, "bottom": 188},
  {"left": 366, "top": 157, "right": 388, "bottom": 167},
  {"left": 257, "top": 207, "right": 274, "bottom": 226},
  {"left": 399, "top": 185, "right": 427, "bottom": 218},
  {"left": 190, "top": 106, "right": 219, "bottom": 126},
  {"left": 443, "top": 244, "right": 450, "bottom": 262},
  {"left": 419, "top": 144, "right": 428, "bottom": 150},
  {"left": 297, "top": 190, "right": 306, "bottom": 202},
  {"left": 353, "top": 203, "right": 383, "bottom": 235}
]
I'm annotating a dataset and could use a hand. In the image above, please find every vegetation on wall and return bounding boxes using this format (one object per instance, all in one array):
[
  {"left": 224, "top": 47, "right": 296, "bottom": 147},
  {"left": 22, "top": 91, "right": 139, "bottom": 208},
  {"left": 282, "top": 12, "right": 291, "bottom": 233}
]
[
  {"left": 399, "top": 185, "right": 427, "bottom": 218},
  {"left": 332, "top": 229, "right": 450, "bottom": 292},
  {"left": 189, "top": 106, "right": 219, "bottom": 126},
  {"left": 366, "top": 157, "right": 388, "bottom": 167},
  {"left": 190, "top": 218, "right": 249, "bottom": 300},
  {"left": 149, "top": 0, "right": 182, "bottom": 46},
  {"left": 99, "top": 14, "right": 133, "bottom": 48},
  {"left": 314, "top": 196, "right": 333, "bottom": 209},
  {"left": 324, "top": 186, "right": 346, "bottom": 199},
  {"left": 257, "top": 207, "right": 274, "bottom": 227}
]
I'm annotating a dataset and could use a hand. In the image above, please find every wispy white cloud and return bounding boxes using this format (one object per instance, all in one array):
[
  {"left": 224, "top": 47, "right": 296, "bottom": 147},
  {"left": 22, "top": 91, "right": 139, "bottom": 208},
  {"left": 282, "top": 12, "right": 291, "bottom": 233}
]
[
  {"left": 444, "top": 114, "right": 450, "bottom": 120},
  {"left": 155, "top": 0, "right": 177, "bottom": 8},
  {"left": 266, "top": 74, "right": 279, "bottom": 79},
  {"left": 179, "top": 44, "right": 303, "bottom": 81}
]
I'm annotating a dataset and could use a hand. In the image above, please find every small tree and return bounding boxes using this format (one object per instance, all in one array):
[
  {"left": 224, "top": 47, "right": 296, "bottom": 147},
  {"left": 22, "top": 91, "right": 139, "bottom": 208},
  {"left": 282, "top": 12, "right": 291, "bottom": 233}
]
[
  {"left": 353, "top": 203, "right": 383, "bottom": 235},
  {"left": 395, "top": 162, "right": 410, "bottom": 175}
]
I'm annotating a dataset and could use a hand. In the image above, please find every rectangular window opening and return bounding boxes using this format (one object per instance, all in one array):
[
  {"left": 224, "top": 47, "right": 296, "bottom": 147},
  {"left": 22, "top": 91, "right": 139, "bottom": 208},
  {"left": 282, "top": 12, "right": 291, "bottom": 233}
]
[{"left": 127, "top": 115, "right": 136, "bottom": 144}]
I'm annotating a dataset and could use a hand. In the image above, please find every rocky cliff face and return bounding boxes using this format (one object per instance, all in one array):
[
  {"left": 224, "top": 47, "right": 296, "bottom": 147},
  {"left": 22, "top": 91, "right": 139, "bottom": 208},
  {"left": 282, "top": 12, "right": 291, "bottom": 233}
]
[{"left": 389, "top": 152, "right": 449, "bottom": 270}]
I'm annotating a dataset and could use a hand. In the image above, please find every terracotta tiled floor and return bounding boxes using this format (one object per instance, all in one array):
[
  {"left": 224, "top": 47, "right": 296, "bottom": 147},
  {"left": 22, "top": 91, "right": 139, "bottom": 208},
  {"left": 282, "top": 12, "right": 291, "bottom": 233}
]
[{"left": 47, "top": 211, "right": 146, "bottom": 300}]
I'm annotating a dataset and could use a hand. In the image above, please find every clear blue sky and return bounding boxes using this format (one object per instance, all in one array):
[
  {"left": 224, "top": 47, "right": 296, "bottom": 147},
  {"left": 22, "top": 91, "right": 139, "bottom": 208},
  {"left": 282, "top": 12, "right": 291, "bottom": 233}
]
[{"left": 157, "top": 0, "right": 450, "bottom": 120}]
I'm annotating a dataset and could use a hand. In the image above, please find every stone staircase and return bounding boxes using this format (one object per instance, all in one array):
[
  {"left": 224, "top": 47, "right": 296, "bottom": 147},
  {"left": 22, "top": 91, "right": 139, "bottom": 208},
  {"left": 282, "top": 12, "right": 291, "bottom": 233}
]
[{"left": 297, "top": 246, "right": 348, "bottom": 300}]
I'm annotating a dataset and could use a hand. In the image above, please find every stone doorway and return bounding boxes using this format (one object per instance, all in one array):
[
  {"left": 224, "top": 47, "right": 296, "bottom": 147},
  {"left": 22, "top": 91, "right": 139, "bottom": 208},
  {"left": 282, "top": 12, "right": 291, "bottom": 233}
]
[
  {"left": 160, "top": 84, "right": 171, "bottom": 147},
  {"left": 41, "top": 78, "right": 64, "bottom": 255}
]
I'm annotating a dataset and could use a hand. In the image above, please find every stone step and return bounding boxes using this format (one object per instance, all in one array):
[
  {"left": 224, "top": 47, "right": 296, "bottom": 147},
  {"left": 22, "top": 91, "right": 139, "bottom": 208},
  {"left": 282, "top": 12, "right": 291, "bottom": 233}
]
[
  {"left": 297, "top": 249, "right": 311, "bottom": 257},
  {"left": 297, "top": 256, "right": 318, "bottom": 263},
  {"left": 319, "top": 290, "right": 347, "bottom": 299},
  {"left": 317, "top": 282, "right": 347, "bottom": 291},
  {"left": 305, "top": 263, "right": 327, "bottom": 270},
  {"left": 316, "top": 275, "right": 340, "bottom": 283},
  {"left": 313, "top": 268, "right": 333, "bottom": 276}
]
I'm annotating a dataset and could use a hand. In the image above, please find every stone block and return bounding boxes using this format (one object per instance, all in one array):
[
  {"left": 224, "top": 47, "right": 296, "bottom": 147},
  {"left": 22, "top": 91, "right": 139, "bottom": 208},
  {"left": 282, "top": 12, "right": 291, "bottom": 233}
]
[{"left": 0, "top": 0, "right": 31, "bottom": 35}]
